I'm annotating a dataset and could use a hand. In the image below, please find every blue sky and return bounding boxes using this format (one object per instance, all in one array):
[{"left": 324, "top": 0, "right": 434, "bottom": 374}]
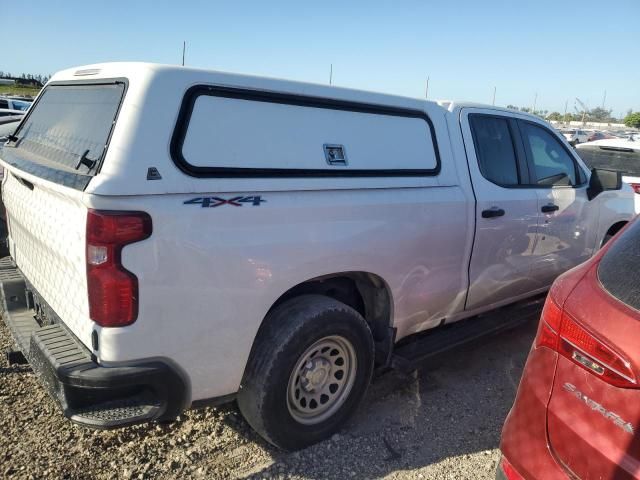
[{"left": 5, "top": 0, "right": 639, "bottom": 117}]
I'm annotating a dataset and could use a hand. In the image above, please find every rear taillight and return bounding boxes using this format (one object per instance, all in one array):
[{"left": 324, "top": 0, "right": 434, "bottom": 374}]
[
  {"left": 86, "top": 209, "right": 152, "bottom": 327},
  {"left": 629, "top": 183, "right": 640, "bottom": 195},
  {"left": 536, "top": 294, "right": 637, "bottom": 388},
  {"left": 498, "top": 457, "right": 525, "bottom": 480}
]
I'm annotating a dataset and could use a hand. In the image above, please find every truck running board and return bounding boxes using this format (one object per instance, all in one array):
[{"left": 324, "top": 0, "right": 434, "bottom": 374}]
[
  {"left": 391, "top": 295, "right": 545, "bottom": 374},
  {"left": 70, "top": 391, "right": 162, "bottom": 429}
]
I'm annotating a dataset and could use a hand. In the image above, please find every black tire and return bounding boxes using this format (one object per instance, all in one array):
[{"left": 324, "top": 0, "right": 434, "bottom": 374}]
[{"left": 237, "top": 294, "right": 374, "bottom": 450}]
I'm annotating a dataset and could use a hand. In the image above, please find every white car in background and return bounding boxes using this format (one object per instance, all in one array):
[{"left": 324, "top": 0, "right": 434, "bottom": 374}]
[
  {"left": 0, "top": 97, "right": 32, "bottom": 112},
  {"left": 0, "top": 109, "right": 24, "bottom": 117},
  {"left": 577, "top": 137, "right": 640, "bottom": 212},
  {"left": 560, "top": 128, "right": 589, "bottom": 145}
]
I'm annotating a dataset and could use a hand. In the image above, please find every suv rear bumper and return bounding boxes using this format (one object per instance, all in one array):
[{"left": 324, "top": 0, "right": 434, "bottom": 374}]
[
  {"left": 499, "top": 347, "right": 568, "bottom": 479},
  {"left": 0, "top": 257, "right": 187, "bottom": 428}
]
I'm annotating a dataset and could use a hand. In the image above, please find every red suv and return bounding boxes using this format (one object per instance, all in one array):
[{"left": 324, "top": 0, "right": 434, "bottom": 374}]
[{"left": 498, "top": 218, "right": 640, "bottom": 479}]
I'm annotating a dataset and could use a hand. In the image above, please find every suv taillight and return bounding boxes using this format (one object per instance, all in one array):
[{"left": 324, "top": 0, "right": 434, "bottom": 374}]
[
  {"left": 536, "top": 293, "right": 637, "bottom": 388},
  {"left": 497, "top": 457, "right": 525, "bottom": 480},
  {"left": 86, "top": 209, "right": 152, "bottom": 327}
]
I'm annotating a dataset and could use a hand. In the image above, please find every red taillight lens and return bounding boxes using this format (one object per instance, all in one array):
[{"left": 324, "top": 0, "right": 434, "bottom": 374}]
[
  {"left": 558, "top": 313, "right": 636, "bottom": 388},
  {"left": 536, "top": 292, "right": 637, "bottom": 388},
  {"left": 498, "top": 457, "right": 525, "bottom": 480},
  {"left": 86, "top": 210, "right": 152, "bottom": 328},
  {"left": 535, "top": 297, "right": 563, "bottom": 350},
  {"left": 630, "top": 183, "right": 640, "bottom": 195}
]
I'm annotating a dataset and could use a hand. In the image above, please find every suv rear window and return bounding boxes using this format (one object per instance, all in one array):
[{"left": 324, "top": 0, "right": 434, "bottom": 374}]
[
  {"left": 598, "top": 219, "right": 640, "bottom": 311},
  {"left": 578, "top": 144, "right": 640, "bottom": 177},
  {"left": 1, "top": 83, "right": 125, "bottom": 189}
]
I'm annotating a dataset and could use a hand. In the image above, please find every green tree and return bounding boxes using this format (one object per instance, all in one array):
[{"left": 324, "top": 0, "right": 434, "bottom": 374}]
[
  {"left": 624, "top": 112, "right": 640, "bottom": 128},
  {"left": 587, "top": 107, "right": 614, "bottom": 122},
  {"left": 547, "top": 112, "right": 563, "bottom": 121},
  {"left": 506, "top": 104, "right": 519, "bottom": 110}
]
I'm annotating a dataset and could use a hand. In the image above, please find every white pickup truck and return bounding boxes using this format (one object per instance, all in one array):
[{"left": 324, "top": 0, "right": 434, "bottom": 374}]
[{"left": 0, "top": 63, "right": 634, "bottom": 450}]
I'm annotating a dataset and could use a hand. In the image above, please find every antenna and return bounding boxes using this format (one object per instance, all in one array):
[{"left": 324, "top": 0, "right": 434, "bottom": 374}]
[
  {"left": 182, "top": 41, "right": 186, "bottom": 66},
  {"left": 329, "top": 64, "right": 333, "bottom": 85}
]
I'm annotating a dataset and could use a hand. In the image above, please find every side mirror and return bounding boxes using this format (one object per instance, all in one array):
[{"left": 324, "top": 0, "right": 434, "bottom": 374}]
[{"left": 587, "top": 168, "right": 622, "bottom": 200}]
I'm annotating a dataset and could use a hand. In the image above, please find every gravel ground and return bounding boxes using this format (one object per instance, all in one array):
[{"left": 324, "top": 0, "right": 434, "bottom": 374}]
[{"left": 0, "top": 315, "right": 538, "bottom": 480}]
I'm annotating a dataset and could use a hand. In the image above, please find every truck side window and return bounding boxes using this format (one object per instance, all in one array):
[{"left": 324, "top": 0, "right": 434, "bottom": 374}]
[
  {"left": 0, "top": 99, "right": 8, "bottom": 109},
  {"left": 470, "top": 115, "right": 519, "bottom": 186},
  {"left": 520, "top": 122, "right": 578, "bottom": 187}
]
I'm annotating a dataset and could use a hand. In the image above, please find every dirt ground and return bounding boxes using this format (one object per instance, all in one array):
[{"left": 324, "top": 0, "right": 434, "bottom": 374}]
[{"left": 0, "top": 316, "right": 538, "bottom": 480}]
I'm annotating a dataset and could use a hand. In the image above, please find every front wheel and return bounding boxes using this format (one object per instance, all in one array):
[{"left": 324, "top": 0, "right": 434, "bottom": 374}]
[{"left": 237, "top": 295, "right": 374, "bottom": 450}]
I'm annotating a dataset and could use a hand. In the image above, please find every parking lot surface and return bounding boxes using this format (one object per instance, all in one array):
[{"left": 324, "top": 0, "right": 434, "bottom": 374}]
[{"left": 0, "top": 315, "right": 539, "bottom": 479}]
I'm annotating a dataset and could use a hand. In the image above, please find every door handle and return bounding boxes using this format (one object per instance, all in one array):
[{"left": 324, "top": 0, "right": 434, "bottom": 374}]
[
  {"left": 541, "top": 204, "right": 560, "bottom": 213},
  {"left": 482, "top": 207, "right": 505, "bottom": 218}
]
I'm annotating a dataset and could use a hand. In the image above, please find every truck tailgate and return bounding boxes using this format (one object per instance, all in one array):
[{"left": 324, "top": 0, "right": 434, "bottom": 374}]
[{"left": 3, "top": 171, "right": 91, "bottom": 347}]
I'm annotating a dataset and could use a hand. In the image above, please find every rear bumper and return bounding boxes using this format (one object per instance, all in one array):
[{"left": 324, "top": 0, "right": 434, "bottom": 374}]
[
  {"left": 0, "top": 257, "right": 187, "bottom": 428},
  {"left": 499, "top": 346, "right": 568, "bottom": 479}
]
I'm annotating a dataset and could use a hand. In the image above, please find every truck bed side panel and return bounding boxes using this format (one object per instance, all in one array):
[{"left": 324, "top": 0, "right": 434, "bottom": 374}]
[{"left": 90, "top": 185, "right": 469, "bottom": 401}]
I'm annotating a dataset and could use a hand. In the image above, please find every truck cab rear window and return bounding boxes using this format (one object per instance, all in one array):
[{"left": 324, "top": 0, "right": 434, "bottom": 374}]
[
  {"left": 7, "top": 83, "right": 124, "bottom": 177},
  {"left": 470, "top": 115, "right": 519, "bottom": 186}
]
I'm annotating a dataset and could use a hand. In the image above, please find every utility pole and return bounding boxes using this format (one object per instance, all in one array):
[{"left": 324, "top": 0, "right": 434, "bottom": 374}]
[
  {"left": 532, "top": 92, "right": 538, "bottom": 115},
  {"left": 563, "top": 99, "right": 568, "bottom": 124},
  {"left": 492, "top": 86, "right": 496, "bottom": 106},
  {"left": 329, "top": 64, "right": 333, "bottom": 85},
  {"left": 601, "top": 90, "right": 607, "bottom": 109},
  {"left": 425, "top": 76, "right": 430, "bottom": 100},
  {"left": 182, "top": 41, "right": 186, "bottom": 66}
]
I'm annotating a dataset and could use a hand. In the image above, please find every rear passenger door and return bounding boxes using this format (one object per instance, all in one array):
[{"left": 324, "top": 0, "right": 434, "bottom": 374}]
[
  {"left": 518, "top": 120, "right": 592, "bottom": 288},
  {"left": 461, "top": 109, "right": 540, "bottom": 310}
]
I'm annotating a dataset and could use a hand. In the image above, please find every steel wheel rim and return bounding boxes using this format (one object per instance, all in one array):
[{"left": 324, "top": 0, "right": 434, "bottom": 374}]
[{"left": 286, "top": 335, "right": 357, "bottom": 425}]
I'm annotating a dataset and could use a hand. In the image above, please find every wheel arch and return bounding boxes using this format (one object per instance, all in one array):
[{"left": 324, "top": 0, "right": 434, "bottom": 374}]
[
  {"left": 602, "top": 220, "right": 628, "bottom": 247},
  {"left": 261, "top": 271, "right": 395, "bottom": 367}
]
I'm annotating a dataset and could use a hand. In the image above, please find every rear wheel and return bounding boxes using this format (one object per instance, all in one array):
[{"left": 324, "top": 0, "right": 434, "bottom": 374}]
[{"left": 237, "top": 295, "right": 374, "bottom": 450}]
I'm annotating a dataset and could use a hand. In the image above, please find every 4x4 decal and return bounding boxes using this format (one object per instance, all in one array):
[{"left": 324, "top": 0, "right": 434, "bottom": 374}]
[{"left": 184, "top": 196, "right": 266, "bottom": 208}]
